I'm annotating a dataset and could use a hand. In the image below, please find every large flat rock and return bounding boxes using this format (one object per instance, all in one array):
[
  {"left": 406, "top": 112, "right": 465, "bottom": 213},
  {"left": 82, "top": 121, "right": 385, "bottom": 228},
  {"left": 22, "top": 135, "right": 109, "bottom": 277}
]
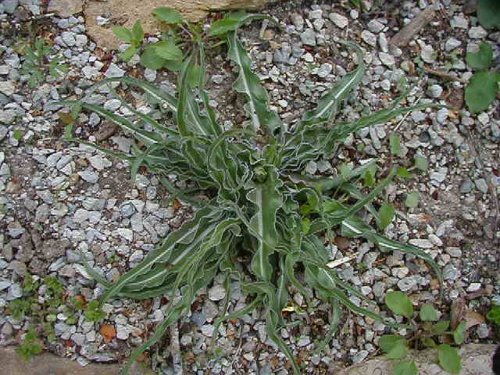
[
  {"left": 0, "top": 346, "right": 150, "bottom": 375},
  {"left": 339, "top": 344, "right": 496, "bottom": 375},
  {"left": 83, "top": 0, "right": 274, "bottom": 50}
]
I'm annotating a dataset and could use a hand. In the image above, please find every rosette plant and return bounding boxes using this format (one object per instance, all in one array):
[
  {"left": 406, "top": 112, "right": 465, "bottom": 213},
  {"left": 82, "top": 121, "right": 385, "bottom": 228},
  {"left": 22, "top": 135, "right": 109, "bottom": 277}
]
[{"left": 66, "top": 12, "right": 441, "bottom": 374}]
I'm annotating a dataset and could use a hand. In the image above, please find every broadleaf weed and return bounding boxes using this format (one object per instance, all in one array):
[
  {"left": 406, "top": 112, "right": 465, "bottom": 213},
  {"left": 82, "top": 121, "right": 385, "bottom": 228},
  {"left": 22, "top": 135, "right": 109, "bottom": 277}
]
[{"left": 66, "top": 11, "right": 443, "bottom": 374}]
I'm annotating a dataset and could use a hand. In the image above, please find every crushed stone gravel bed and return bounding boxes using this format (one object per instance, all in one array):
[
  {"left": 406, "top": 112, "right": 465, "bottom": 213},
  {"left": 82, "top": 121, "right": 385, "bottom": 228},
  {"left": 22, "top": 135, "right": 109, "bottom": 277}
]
[{"left": 0, "top": 0, "right": 498, "bottom": 373}]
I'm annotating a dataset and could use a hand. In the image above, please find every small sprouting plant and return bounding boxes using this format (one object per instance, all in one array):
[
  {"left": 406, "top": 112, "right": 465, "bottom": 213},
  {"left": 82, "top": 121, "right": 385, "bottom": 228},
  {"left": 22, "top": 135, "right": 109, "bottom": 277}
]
[
  {"left": 464, "top": 41, "right": 500, "bottom": 114},
  {"left": 487, "top": 304, "right": 500, "bottom": 325},
  {"left": 65, "top": 12, "right": 442, "bottom": 374},
  {"left": 19, "top": 38, "right": 68, "bottom": 88},
  {"left": 7, "top": 299, "right": 32, "bottom": 320},
  {"left": 477, "top": 0, "right": 500, "bottom": 30},
  {"left": 112, "top": 21, "right": 145, "bottom": 61},
  {"left": 84, "top": 300, "right": 106, "bottom": 322},
  {"left": 112, "top": 7, "right": 187, "bottom": 70},
  {"left": 16, "top": 327, "right": 43, "bottom": 361},
  {"left": 380, "top": 291, "right": 465, "bottom": 375}
]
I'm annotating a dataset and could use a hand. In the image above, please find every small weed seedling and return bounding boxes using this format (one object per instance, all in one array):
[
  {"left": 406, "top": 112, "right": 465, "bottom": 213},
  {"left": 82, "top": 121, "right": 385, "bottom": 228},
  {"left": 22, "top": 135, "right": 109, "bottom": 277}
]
[
  {"left": 64, "top": 9, "right": 443, "bottom": 374},
  {"left": 464, "top": 41, "right": 500, "bottom": 114},
  {"left": 19, "top": 38, "right": 68, "bottom": 88},
  {"left": 6, "top": 273, "right": 76, "bottom": 358},
  {"left": 487, "top": 304, "right": 500, "bottom": 326},
  {"left": 16, "top": 327, "right": 43, "bottom": 361},
  {"left": 380, "top": 291, "right": 465, "bottom": 375}
]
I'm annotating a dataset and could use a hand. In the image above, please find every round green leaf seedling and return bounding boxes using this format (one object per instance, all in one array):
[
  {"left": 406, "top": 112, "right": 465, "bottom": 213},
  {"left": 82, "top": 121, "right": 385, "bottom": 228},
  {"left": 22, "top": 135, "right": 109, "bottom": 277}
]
[
  {"left": 419, "top": 303, "right": 438, "bottom": 321},
  {"left": 385, "top": 291, "right": 414, "bottom": 318},
  {"left": 378, "top": 203, "right": 395, "bottom": 230},
  {"left": 405, "top": 191, "right": 420, "bottom": 208},
  {"left": 438, "top": 344, "right": 461, "bottom": 374},
  {"left": 466, "top": 42, "right": 493, "bottom": 70},
  {"left": 465, "top": 71, "right": 499, "bottom": 114},
  {"left": 394, "top": 360, "right": 418, "bottom": 375},
  {"left": 153, "top": 7, "right": 184, "bottom": 24}
]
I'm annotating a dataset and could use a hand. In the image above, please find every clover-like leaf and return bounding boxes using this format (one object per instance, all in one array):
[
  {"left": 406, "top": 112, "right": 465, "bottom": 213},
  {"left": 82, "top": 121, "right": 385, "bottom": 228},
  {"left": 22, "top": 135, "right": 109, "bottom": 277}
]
[
  {"left": 438, "top": 344, "right": 461, "bottom": 374},
  {"left": 385, "top": 291, "right": 414, "bottom": 318},
  {"left": 153, "top": 7, "right": 184, "bottom": 24},
  {"left": 119, "top": 45, "right": 137, "bottom": 62},
  {"left": 431, "top": 320, "right": 450, "bottom": 335},
  {"left": 465, "top": 71, "right": 499, "bottom": 114},
  {"left": 378, "top": 203, "right": 395, "bottom": 230},
  {"left": 419, "top": 304, "right": 438, "bottom": 322},
  {"left": 154, "top": 40, "right": 183, "bottom": 61},
  {"left": 487, "top": 305, "right": 500, "bottom": 325},
  {"left": 405, "top": 191, "right": 420, "bottom": 208},
  {"left": 394, "top": 360, "right": 418, "bottom": 375},
  {"left": 379, "top": 335, "right": 406, "bottom": 353},
  {"left": 414, "top": 155, "right": 428, "bottom": 171},
  {"left": 466, "top": 42, "right": 493, "bottom": 70},
  {"left": 131, "top": 21, "right": 144, "bottom": 44},
  {"left": 453, "top": 321, "right": 467, "bottom": 345},
  {"left": 477, "top": 0, "right": 500, "bottom": 29},
  {"left": 112, "top": 26, "right": 133, "bottom": 42},
  {"left": 140, "top": 46, "right": 166, "bottom": 70},
  {"left": 389, "top": 133, "right": 401, "bottom": 156}
]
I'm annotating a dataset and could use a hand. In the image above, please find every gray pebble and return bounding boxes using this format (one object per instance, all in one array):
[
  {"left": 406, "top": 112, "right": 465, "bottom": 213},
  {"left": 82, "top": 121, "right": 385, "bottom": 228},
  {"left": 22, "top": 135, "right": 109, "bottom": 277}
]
[
  {"left": 445, "top": 37, "right": 461, "bottom": 51},
  {"left": 105, "top": 63, "right": 125, "bottom": 78},
  {"left": 0, "top": 81, "right": 16, "bottom": 97},
  {"left": 316, "top": 63, "right": 332, "bottom": 78},
  {"left": 367, "top": 20, "right": 384, "bottom": 33},
  {"left": 208, "top": 284, "right": 226, "bottom": 301},
  {"left": 474, "top": 178, "right": 488, "bottom": 193},
  {"left": 427, "top": 84, "right": 443, "bottom": 98},
  {"left": 459, "top": 178, "right": 474, "bottom": 194},
  {"left": 61, "top": 31, "right": 76, "bottom": 47},
  {"left": 329, "top": 13, "right": 348, "bottom": 29},
  {"left": 443, "top": 263, "right": 458, "bottom": 281},
  {"left": 361, "top": 30, "right": 377, "bottom": 47},
  {"left": 468, "top": 26, "right": 487, "bottom": 39},
  {"left": 2, "top": 0, "right": 19, "bottom": 14},
  {"left": 300, "top": 29, "right": 316, "bottom": 47},
  {"left": 290, "top": 14, "right": 304, "bottom": 31},
  {"left": 78, "top": 170, "right": 99, "bottom": 183}
]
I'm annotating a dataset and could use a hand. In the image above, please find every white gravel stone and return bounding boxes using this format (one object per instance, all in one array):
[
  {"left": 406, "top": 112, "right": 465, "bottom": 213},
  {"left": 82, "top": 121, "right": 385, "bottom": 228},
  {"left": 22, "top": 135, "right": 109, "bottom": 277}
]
[
  {"left": 61, "top": 31, "right": 76, "bottom": 47},
  {"left": 450, "top": 15, "right": 468, "bottom": 29},
  {"left": 445, "top": 37, "right": 461, "bottom": 51},
  {"left": 300, "top": 29, "right": 316, "bottom": 46},
  {"left": 208, "top": 284, "right": 226, "bottom": 301},
  {"left": 0, "top": 81, "right": 15, "bottom": 96},
  {"left": 88, "top": 155, "right": 111, "bottom": 171},
  {"left": 329, "top": 13, "right": 348, "bottom": 29},
  {"left": 427, "top": 84, "right": 443, "bottom": 98},
  {"left": 117, "top": 228, "right": 134, "bottom": 242},
  {"left": 308, "top": 9, "right": 322, "bottom": 19},
  {"left": 409, "top": 239, "right": 433, "bottom": 249},
  {"left": 361, "top": 30, "right": 377, "bottom": 46},
  {"left": 367, "top": 19, "right": 384, "bottom": 33},
  {"left": 378, "top": 52, "right": 395, "bottom": 67},
  {"left": 467, "top": 283, "right": 481, "bottom": 292},
  {"left": 105, "top": 63, "right": 125, "bottom": 78},
  {"left": 420, "top": 44, "right": 435, "bottom": 63},
  {"left": 78, "top": 170, "right": 99, "bottom": 183},
  {"left": 316, "top": 63, "right": 333, "bottom": 78},
  {"left": 468, "top": 26, "right": 487, "bottom": 39}
]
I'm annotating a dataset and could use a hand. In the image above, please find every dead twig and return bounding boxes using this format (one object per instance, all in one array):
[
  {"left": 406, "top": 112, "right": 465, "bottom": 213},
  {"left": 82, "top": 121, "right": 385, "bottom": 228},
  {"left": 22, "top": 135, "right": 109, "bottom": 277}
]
[
  {"left": 390, "top": 6, "right": 437, "bottom": 47},
  {"left": 424, "top": 67, "right": 467, "bottom": 83}
]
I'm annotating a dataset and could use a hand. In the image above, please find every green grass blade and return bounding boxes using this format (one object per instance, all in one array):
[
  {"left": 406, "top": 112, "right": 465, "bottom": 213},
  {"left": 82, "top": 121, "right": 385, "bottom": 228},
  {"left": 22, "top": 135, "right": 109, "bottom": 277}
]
[
  {"left": 227, "top": 31, "right": 282, "bottom": 137},
  {"left": 295, "top": 42, "right": 365, "bottom": 130},
  {"left": 246, "top": 166, "right": 283, "bottom": 282}
]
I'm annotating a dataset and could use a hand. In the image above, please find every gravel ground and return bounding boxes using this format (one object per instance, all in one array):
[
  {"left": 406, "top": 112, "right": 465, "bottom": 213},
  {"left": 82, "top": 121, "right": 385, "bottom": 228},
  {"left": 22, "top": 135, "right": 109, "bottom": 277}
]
[{"left": 0, "top": 0, "right": 498, "bottom": 374}]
